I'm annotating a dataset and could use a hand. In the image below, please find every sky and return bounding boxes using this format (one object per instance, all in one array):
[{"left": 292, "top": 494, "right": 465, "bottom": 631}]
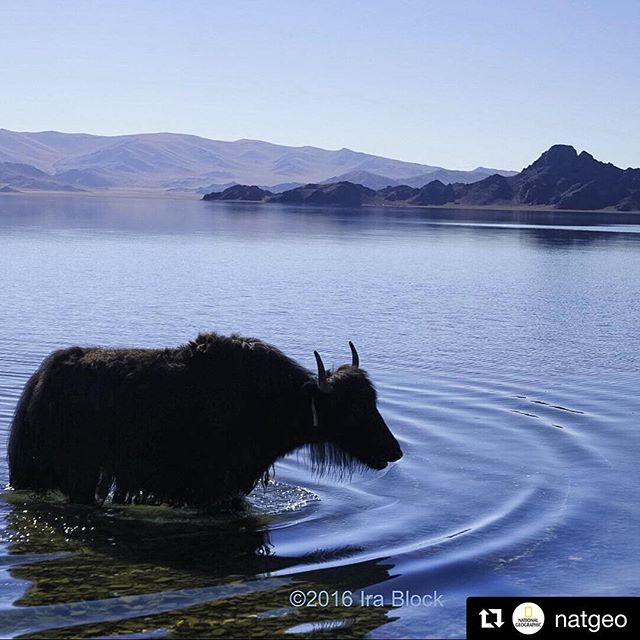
[{"left": 1, "top": 0, "right": 639, "bottom": 171}]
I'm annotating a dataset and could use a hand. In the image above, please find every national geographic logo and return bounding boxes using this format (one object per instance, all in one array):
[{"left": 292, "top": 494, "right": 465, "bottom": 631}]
[{"left": 512, "top": 602, "right": 544, "bottom": 635}]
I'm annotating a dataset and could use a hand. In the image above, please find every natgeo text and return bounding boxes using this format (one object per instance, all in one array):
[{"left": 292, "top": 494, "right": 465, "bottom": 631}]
[{"left": 467, "top": 596, "right": 638, "bottom": 639}]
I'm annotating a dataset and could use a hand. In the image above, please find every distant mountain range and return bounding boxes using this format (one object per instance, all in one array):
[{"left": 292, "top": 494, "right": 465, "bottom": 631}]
[
  {"left": 320, "top": 166, "right": 511, "bottom": 190},
  {"left": 203, "top": 145, "right": 640, "bottom": 212},
  {"left": 0, "top": 128, "right": 514, "bottom": 194}
]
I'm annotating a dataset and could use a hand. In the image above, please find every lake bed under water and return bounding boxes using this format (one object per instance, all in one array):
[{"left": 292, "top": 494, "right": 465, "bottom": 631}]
[{"left": 0, "top": 195, "right": 639, "bottom": 638}]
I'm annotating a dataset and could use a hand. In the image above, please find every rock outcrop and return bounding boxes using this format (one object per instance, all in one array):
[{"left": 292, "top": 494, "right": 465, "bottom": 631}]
[{"left": 202, "top": 146, "right": 640, "bottom": 211}]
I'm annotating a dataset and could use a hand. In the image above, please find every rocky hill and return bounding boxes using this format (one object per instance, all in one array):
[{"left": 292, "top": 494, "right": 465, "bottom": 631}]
[
  {"left": 202, "top": 185, "right": 273, "bottom": 202},
  {"left": 269, "top": 182, "right": 376, "bottom": 206},
  {"left": 203, "top": 182, "right": 375, "bottom": 206},
  {"left": 202, "top": 146, "right": 640, "bottom": 211}
]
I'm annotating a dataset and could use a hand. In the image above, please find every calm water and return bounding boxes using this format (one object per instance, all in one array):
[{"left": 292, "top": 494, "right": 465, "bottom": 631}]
[{"left": 0, "top": 195, "right": 639, "bottom": 639}]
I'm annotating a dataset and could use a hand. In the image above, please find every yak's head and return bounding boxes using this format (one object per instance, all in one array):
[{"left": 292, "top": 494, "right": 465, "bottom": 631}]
[{"left": 304, "top": 342, "right": 403, "bottom": 474}]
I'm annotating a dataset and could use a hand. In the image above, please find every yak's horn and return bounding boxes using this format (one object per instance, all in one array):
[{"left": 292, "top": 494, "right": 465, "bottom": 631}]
[
  {"left": 314, "top": 350, "right": 331, "bottom": 392},
  {"left": 349, "top": 341, "right": 360, "bottom": 368}
]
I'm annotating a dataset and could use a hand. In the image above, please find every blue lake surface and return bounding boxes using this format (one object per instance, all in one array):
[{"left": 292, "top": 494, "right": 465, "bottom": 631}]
[{"left": 0, "top": 194, "right": 639, "bottom": 638}]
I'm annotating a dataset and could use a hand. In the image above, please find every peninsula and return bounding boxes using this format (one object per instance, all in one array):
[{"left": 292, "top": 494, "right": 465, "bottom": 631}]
[{"left": 203, "top": 145, "right": 640, "bottom": 212}]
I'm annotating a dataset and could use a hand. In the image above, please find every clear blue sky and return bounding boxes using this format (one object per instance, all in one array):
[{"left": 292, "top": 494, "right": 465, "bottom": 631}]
[{"left": 2, "top": 0, "right": 639, "bottom": 170}]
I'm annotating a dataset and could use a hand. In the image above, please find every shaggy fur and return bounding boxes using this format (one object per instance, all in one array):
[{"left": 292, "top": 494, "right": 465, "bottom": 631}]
[{"left": 8, "top": 333, "right": 402, "bottom": 506}]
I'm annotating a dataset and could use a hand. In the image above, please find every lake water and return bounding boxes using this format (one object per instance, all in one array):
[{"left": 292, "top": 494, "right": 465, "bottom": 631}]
[{"left": 0, "top": 195, "right": 639, "bottom": 638}]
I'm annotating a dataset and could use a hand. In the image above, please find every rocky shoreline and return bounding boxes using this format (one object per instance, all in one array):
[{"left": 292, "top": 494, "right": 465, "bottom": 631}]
[{"left": 203, "top": 145, "right": 640, "bottom": 212}]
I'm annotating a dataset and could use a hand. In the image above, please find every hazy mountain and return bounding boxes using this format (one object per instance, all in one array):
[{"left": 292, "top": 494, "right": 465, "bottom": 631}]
[
  {"left": 267, "top": 182, "right": 305, "bottom": 193},
  {"left": 404, "top": 166, "right": 517, "bottom": 187},
  {"left": 322, "top": 167, "right": 516, "bottom": 190},
  {"left": 203, "top": 146, "right": 640, "bottom": 211},
  {"left": 0, "top": 128, "right": 513, "bottom": 193},
  {"left": 192, "top": 180, "right": 303, "bottom": 195},
  {"left": 320, "top": 170, "right": 403, "bottom": 190},
  {"left": 0, "top": 161, "right": 82, "bottom": 192}
]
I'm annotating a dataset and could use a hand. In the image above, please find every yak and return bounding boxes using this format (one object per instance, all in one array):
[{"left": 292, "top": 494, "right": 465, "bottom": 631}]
[{"left": 8, "top": 333, "right": 403, "bottom": 506}]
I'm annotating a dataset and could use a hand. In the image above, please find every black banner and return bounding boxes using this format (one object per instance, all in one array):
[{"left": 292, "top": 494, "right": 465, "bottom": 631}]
[{"left": 467, "top": 597, "right": 638, "bottom": 639}]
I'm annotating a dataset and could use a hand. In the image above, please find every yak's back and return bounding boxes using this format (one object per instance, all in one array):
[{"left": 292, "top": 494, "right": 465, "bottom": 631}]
[{"left": 185, "top": 333, "right": 310, "bottom": 396}]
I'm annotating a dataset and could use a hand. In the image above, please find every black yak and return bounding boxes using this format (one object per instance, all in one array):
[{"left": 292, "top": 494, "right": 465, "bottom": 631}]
[{"left": 8, "top": 333, "right": 402, "bottom": 506}]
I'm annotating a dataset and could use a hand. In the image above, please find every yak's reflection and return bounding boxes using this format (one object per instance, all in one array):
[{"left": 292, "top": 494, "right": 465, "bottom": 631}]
[{"left": 2, "top": 498, "right": 397, "bottom": 638}]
